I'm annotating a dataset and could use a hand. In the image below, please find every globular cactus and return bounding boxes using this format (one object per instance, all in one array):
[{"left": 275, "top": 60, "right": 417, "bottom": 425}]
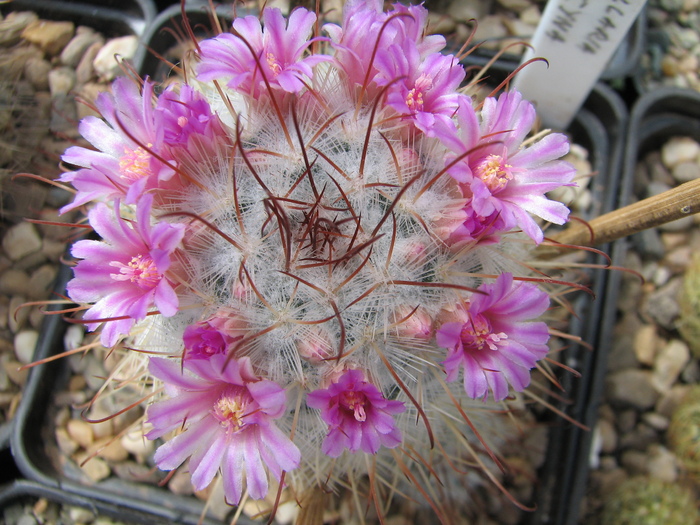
[
  {"left": 668, "top": 385, "right": 700, "bottom": 483},
  {"left": 600, "top": 476, "right": 699, "bottom": 525},
  {"left": 52, "top": 0, "right": 583, "bottom": 520},
  {"left": 678, "top": 253, "right": 700, "bottom": 358}
]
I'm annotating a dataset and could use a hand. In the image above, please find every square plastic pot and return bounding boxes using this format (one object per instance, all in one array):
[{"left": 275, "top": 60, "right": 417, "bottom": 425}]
[
  {"left": 1, "top": 0, "right": 157, "bottom": 38},
  {"left": 12, "top": 8, "right": 633, "bottom": 524}
]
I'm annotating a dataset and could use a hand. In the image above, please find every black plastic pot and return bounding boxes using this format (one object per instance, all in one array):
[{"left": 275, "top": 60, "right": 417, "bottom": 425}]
[
  {"left": 444, "top": 3, "right": 645, "bottom": 83},
  {"left": 0, "top": 0, "right": 154, "bottom": 456},
  {"left": 523, "top": 84, "right": 630, "bottom": 525},
  {"left": 0, "top": 478, "right": 167, "bottom": 524},
  {"left": 11, "top": 6, "right": 631, "bottom": 523},
  {"left": 1, "top": 0, "right": 157, "bottom": 38}
]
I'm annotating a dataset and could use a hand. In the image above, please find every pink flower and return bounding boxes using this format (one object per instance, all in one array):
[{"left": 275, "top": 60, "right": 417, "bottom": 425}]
[
  {"left": 197, "top": 7, "right": 329, "bottom": 97},
  {"left": 444, "top": 92, "right": 576, "bottom": 244},
  {"left": 146, "top": 355, "right": 300, "bottom": 504},
  {"left": 60, "top": 78, "right": 175, "bottom": 212},
  {"left": 436, "top": 273, "right": 550, "bottom": 402},
  {"left": 67, "top": 195, "right": 184, "bottom": 347},
  {"left": 155, "top": 84, "right": 227, "bottom": 159},
  {"left": 183, "top": 314, "right": 246, "bottom": 360},
  {"left": 375, "top": 42, "right": 465, "bottom": 136},
  {"left": 306, "top": 369, "right": 405, "bottom": 457},
  {"left": 324, "top": 0, "right": 445, "bottom": 90}
]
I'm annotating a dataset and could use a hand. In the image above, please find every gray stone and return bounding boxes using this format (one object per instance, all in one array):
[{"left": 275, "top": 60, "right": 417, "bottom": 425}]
[
  {"left": 8, "top": 295, "right": 28, "bottom": 334},
  {"left": 13, "top": 330, "right": 38, "bottom": 364},
  {"left": 93, "top": 35, "right": 139, "bottom": 81},
  {"left": 646, "top": 444, "right": 678, "bottom": 482},
  {"left": 633, "top": 324, "right": 659, "bottom": 366},
  {"left": 0, "top": 269, "right": 30, "bottom": 297},
  {"left": 652, "top": 339, "right": 690, "bottom": 392},
  {"left": 75, "top": 40, "right": 103, "bottom": 85},
  {"left": 641, "top": 277, "right": 682, "bottom": 330},
  {"left": 620, "top": 423, "right": 659, "bottom": 451},
  {"left": 620, "top": 449, "right": 648, "bottom": 475},
  {"left": 606, "top": 369, "right": 660, "bottom": 409},
  {"left": 21, "top": 20, "right": 75, "bottom": 56},
  {"left": 672, "top": 160, "right": 700, "bottom": 183},
  {"left": 23, "top": 57, "right": 51, "bottom": 91},
  {"left": 48, "top": 66, "right": 76, "bottom": 97},
  {"left": 2, "top": 222, "right": 41, "bottom": 261},
  {"left": 61, "top": 27, "right": 104, "bottom": 68},
  {"left": 27, "top": 264, "right": 57, "bottom": 300},
  {"left": 0, "top": 11, "right": 38, "bottom": 46},
  {"left": 661, "top": 136, "right": 700, "bottom": 168},
  {"left": 597, "top": 419, "right": 617, "bottom": 454}
]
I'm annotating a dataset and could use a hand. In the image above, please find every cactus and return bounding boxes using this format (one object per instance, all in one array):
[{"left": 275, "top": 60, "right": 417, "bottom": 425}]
[
  {"left": 668, "top": 385, "right": 700, "bottom": 483},
  {"left": 601, "top": 476, "right": 699, "bottom": 525},
  {"left": 678, "top": 253, "right": 700, "bottom": 358}
]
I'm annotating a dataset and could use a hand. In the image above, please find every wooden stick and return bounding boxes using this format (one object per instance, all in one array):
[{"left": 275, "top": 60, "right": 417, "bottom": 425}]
[{"left": 552, "top": 177, "right": 700, "bottom": 248}]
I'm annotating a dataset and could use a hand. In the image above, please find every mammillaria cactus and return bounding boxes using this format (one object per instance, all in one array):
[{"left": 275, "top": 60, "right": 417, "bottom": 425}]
[
  {"left": 600, "top": 476, "right": 699, "bottom": 525},
  {"left": 668, "top": 385, "right": 700, "bottom": 483},
  {"left": 54, "top": 0, "right": 582, "bottom": 520}
]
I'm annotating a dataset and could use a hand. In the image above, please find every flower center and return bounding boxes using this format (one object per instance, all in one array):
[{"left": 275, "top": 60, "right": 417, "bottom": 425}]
[
  {"left": 406, "top": 73, "right": 433, "bottom": 112},
  {"left": 266, "top": 53, "right": 283, "bottom": 76},
  {"left": 340, "top": 390, "right": 367, "bottom": 422},
  {"left": 476, "top": 154, "right": 514, "bottom": 193},
  {"left": 119, "top": 145, "right": 152, "bottom": 182},
  {"left": 461, "top": 313, "right": 507, "bottom": 351},
  {"left": 213, "top": 391, "right": 249, "bottom": 433},
  {"left": 110, "top": 254, "right": 161, "bottom": 290}
]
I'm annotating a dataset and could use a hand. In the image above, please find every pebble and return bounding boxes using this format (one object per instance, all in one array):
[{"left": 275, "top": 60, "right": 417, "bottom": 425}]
[
  {"left": 21, "top": 20, "right": 75, "bottom": 56},
  {"left": 77, "top": 455, "right": 111, "bottom": 483},
  {"left": 13, "top": 330, "right": 38, "bottom": 364},
  {"left": 56, "top": 427, "right": 79, "bottom": 456},
  {"left": 646, "top": 444, "right": 678, "bottom": 482},
  {"left": 22, "top": 57, "right": 51, "bottom": 91},
  {"left": 27, "top": 264, "right": 57, "bottom": 300},
  {"left": 652, "top": 339, "right": 690, "bottom": 393},
  {"left": 75, "top": 40, "right": 103, "bottom": 85},
  {"left": 168, "top": 468, "right": 195, "bottom": 496},
  {"left": 0, "top": 11, "right": 38, "bottom": 46},
  {"left": 88, "top": 436, "right": 130, "bottom": 463},
  {"left": 48, "top": 66, "right": 76, "bottom": 97},
  {"left": 597, "top": 419, "right": 618, "bottom": 454},
  {"left": 121, "top": 428, "right": 154, "bottom": 462},
  {"left": 61, "top": 27, "right": 104, "bottom": 68},
  {"left": 605, "top": 369, "right": 660, "bottom": 410},
  {"left": 641, "top": 277, "right": 682, "bottom": 329},
  {"left": 68, "top": 506, "right": 96, "bottom": 524},
  {"left": 671, "top": 160, "right": 700, "bottom": 182},
  {"left": 3, "top": 358, "right": 28, "bottom": 386},
  {"left": 633, "top": 324, "right": 659, "bottom": 366},
  {"left": 93, "top": 36, "right": 139, "bottom": 81},
  {"left": 2, "top": 222, "right": 42, "bottom": 261},
  {"left": 641, "top": 412, "right": 670, "bottom": 431},
  {"left": 67, "top": 419, "right": 94, "bottom": 449},
  {"left": 8, "top": 295, "right": 29, "bottom": 333}
]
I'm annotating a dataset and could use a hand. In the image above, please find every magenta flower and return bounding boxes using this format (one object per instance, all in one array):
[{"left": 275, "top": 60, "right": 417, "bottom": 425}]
[
  {"left": 145, "top": 355, "right": 300, "bottom": 504},
  {"left": 306, "top": 369, "right": 405, "bottom": 457},
  {"left": 197, "top": 7, "right": 329, "bottom": 97},
  {"left": 60, "top": 78, "right": 174, "bottom": 212},
  {"left": 155, "top": 84, "right": 227, "bottom": 159},
  {"left": 67, "top": 194, "right": 184, "bottom": 347},
  {"left": 444, "top": 92, "right": 576, "bottom": 244},
  {"left": 436, "top": 273, "right": 550, "bottom": 402},
  {"left": 376, "top": 42, "right": 465, "bottom": 136},
  {"left": 183, "top": 314, "right": 246, "bottom": 360},
  {"left": 324, "top": 0, "right": 445, "bottom": 90}
]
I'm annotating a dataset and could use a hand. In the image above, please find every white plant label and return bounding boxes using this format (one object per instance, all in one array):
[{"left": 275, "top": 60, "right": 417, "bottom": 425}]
[{"left": 513, "top": 0, "right": 647, "bottom": 129}]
